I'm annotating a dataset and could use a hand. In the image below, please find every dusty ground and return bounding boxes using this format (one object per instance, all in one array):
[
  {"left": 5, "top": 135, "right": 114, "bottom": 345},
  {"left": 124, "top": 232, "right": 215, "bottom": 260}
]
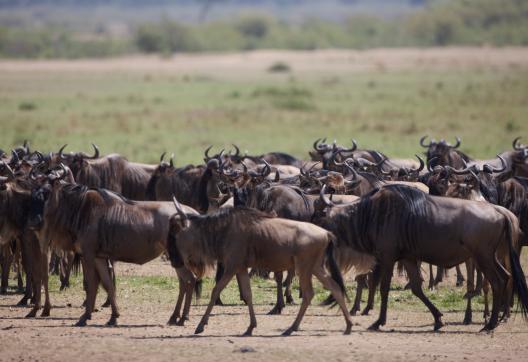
[{"left": 1, "top": 258, "right": 527, "bottom": 362}]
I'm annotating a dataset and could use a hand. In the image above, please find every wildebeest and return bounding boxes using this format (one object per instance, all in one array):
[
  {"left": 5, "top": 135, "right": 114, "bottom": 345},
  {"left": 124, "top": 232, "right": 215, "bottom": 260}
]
[
  {"left": 27, "top": 171, "right": 199, "bottom": 327},
  {"left": 58, "top": 144, "right": 156, "bottom": 200},
  {"left": 168, "top": 198, "right": 353, "bottom": 336},
  {"left": 318, "top": 184, "right": 528, "bottom": 331}
]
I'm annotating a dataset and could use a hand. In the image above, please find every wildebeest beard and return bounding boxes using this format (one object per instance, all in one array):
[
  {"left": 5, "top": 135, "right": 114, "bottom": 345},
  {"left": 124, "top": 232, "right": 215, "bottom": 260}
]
[{"left": 329, "top": 185, "right": 431, "bottom": 255}]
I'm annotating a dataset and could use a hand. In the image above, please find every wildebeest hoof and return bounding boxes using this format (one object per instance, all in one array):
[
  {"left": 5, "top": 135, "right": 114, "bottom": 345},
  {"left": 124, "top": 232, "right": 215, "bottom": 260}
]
[
  {"left": 17, "top": 298, "right": 29, "bottom": 306},
  {"left": 176, "top": 319, "right": 185, "bottom": 326},
  {"left": 214, "top": 299, "right": 224, "bottom": 306},
  {"left": 367, "top": 322, "right": 381, "bottom": 331},
  {"left": 456, "top": 280, "right": 464, "bottom": 287},
  {"left": 167, "top": 316, "right": 179, "bottom": 326},
  {"left": 479, "top": 326, "right": 493, "bottom": 333},
  {"left": 25, "top": 309, "right": 37, "bottom": 318},
  {"left": 75, "top": 319, "right": 87, "bottom": 327},
  {"left": 242, "top": 328, "right": 254, "bottom": 337},
  {"left": 281, "top": 327, "right": 294, "bottom": 336},
  {"left": 267, "top": 305, "right": 283, "bottom": 315},
  {"left": 106, "top": 317, "right": 117, "bottom": 327},
  {"left": 285, "top": 296, "right": 295, "bottom": 305},
  {"left": 361, "top": 309, "right": 370, "bottom": 316},
  {"left": 344, "top": 323, "right": 352, "bottom": 335},
  {"left": 463, "top": 314, "right": 472, "bottom": 325},
  {"left": 434, "top": 320, "right": 444, "bottom": 331},
  {"left": 101, "top": 300, "right": 111, "bottom": 308},
  {"left": 194, "top": 324, "right": 205, "bottom": 334},
  {"left": 463, "top": 291, "right": 478, "bottom": 299},
  {"left": 41, "top": 308, "right": 50, "bottom": 317}
]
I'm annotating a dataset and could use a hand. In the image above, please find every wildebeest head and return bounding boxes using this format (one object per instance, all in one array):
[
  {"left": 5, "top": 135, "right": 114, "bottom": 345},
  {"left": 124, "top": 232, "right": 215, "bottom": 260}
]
[
  {"left": 511, "top": 137, "right": 528, "bottom": 176},
  {"left": 420, "top": 135, "right": 470, "bottom": 169},
  {"left": 309, "top": 139, "right": 357, "bottom": 170},
  {"left": 55, "top": 144, "right": 100, "bottom": 174}
]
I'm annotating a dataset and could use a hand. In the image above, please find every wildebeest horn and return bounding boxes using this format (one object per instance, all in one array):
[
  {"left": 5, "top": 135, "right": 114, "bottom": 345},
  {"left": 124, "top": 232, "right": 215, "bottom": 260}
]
[
  {"left": 170, "top": 154, "right": 174, "bottom": 168},
  {"left": 420, "top": 135, "right": 432, "bottom": 148},
  {"left": 274, "top": 171, "right": 280, "bottom": 182},
  {"left": 2, "top": 162, "right": 15, "bottom": 181},
  {"left": 34, "top": 151, "right": 44, "bottom": 163},
  {"left": 427, "top": 157, "right": 439, "bottom": 172},
  {"left": 204, "top": 145, "right": 213, "bottom": 160},
  {"left": 58, "top": 163, "right": 69, "bottom": 180},
  {"left": 160, "top": 152, "right": 167, "bottom": 163},
  {"left": 313, "top": 138, "right": 328, "bottom": 151},
  {"left": 340, "top": 139, "right": 357, "bottom": 153},
  {"left": 172, "top": 196, "right": 188, "bottom": 221},
  {"left": 240, "top": 161, "right": 248, "bottom": 174},
  {"left": 413, "top": 155, "right": 425, "bottom": 172},
  {"left": 231, "top": 144, "right": 240, "bottom": 157},
  {"left": 218, "top": 149, "right": 225, "bottom": 160},
  {"left": 319, "top": 184, "right": 334, "bottom": 207},
  {"left": 58, "top": 144, "right": 68, "bottom": 159},
  {"left": 452, "top": 137, "right": 461, "bottom": 149},
  {"left": 10, "top": 150, "right": 19, "bottom": 165},
  {"left": 483, "top": 155, "right": 507, "bottom": 174},
  {"left": 512, "top": 137, "right": 524, "bottom": 150},
  {"left": 90, "top": 144, "right": 100, "bottom": 159},
  {"left": 261, "top": 160, "right": 271, "bottom": 177}
]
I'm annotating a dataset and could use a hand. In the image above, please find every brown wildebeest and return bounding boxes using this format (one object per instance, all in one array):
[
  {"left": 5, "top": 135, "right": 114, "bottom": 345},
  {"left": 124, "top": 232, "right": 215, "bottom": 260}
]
[
  {"left": 318, "top": 183, "right": 528, "bottom": 331},
  {"left": 168, "top": 198, "right": 353, "bottom": 336},
  {"left": 28, "top": 174, "right": 199, "bottom": 327}
]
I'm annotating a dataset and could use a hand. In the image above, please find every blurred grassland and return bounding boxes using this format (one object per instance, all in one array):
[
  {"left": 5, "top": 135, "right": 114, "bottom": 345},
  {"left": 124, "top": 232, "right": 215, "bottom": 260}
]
[{"left": 1, "top": 62, "right": 527, "bottom": 164}]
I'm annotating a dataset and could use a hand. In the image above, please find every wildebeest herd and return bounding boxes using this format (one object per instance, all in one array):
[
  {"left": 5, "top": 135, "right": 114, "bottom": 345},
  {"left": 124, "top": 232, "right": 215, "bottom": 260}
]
[{"left": 1, "top": 136, "right": 528, "bottom": 336}]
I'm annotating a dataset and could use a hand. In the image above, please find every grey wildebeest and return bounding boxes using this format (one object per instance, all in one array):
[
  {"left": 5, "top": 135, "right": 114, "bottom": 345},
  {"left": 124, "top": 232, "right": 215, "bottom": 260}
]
[
  {"left": 27, "top": 172, "right": 199, "bottom": 327},
  {"left": 168, "top": 198, "right": 353, "bottom": 336},
  {"left": 318, "top": 184, "right": 528, "bottom": 331}
]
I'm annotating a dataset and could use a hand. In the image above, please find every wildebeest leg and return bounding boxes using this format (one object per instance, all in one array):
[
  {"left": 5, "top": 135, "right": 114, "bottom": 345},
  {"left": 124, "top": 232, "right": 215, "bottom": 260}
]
[
  {"left": 195, "top": 269, "right": 235, "bottom": 334},
  {"left": 282, "top": 269, "right": 314, "bottom": 336},
  {"left": 168, "top": 274, "right": 186, "bottom": 325},
  {"left": 482, "top": 278, "right": 490, "bottom": 322},
  {"left": 463, "top": 259, "right": 476, "bottom": 325},
  {"left": 0, "top": 245, "right": 13, "bottom": 294},
  {"left": 284, "top": 268, "right": 294, "bottom": 304},
  {"left": 480, "top": 257, "right": 508, "bottom": 331},
  {"left": 17, "top": 239, "right": 32, "bottom": 306},
  {"left": 456, "top": 264, "right": 465, "bottom": 287},
  {"left": 313, "top": 265, "right": 353, "bottom": 335},
  {"left": 101, "top": 260, "right": 115, "bottom": 308},
  {"left": 350, "top": 274, "right": 367, "bottom": 316},
  {"left": 428, "top": 264, "right": 435, "bottom": 290},
  {"left": 404, "top": 260, "right": 443, "bottom": 330},
  {"left": 433, "top": 266, "right": 444, "bottom": 287},
  {"left": 60, "top": 252, "right": 74, "bottom": 291},
  {"left": 368, "top": 263, "right": 393, "bottom": 331},
  {"left": 178, "top": 270, "right": 196, "bottom": 326},
  {"left": 15, "top": 241, "right": 24, "bottom": 292},
  {"left": 95, "top": 258, "right": 119, "bottom": 326},
  {"left": 362, "top": 269, "right": 379, "bottom": 316},
  {"left": 214, "top": 262, "right": 225, "bottom": 306},
  {"left": 475, "top": 270, "right": 483, "bottom": 294},
  {"left": 76, "top": 257, "right": 100, "bottom": 327},
  {"left": 268, "top": 271, "right": 285, "bottom": 315},
  {"left": 41, "top": 249, "right": 51, "bottom": 317},
  {"left": 237, "top": 270, "right": 257, "bottom": 336}
]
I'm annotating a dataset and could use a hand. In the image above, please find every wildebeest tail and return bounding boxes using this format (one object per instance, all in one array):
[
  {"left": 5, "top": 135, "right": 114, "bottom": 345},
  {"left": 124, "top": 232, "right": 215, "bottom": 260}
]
[
  {"left": 72, "top": 252, "right": 82, "bottom": 276},
  {"left": 325, "top": 233, "right": 348, "bottom": 301},
  {"left": 505, "top": 216, "right": 528, "bottom": 320},
  {"left": 167, "top": 230, "right": 184, "bottom": 269},
  {"left": 195, "top": 278, "right": 203, "bottom": 300}
]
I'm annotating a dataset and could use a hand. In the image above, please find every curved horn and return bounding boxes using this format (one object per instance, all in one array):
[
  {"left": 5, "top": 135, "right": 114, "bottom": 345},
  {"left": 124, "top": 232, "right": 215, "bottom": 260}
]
[
  {"left": 452, "top": 137, "right": 461, "bottom": 149},
  {"left": 513, "top": 137, "right": 523, "bottom": 150},
  {"left": 483, "top": 154, "right": 507, "bottom": 174},
  {"left": 261, "top": 160, "right": 271, "bottom": 178},
  {"left": 10, "top": 150, "right": 19, "bottom": 165},
  {"left": 172, "top": 196, "right": 188, "bottom": 221},
  {"left": 58, "top": 144, "right": 68, "bottom": 159},
  {"left": 3, "top": 162, "right": 15, "bottom": 181},
  {"left": 413, "top": 155, "right": 425, "bottom": 172},
  {"left": 58, "top": 163, "right": 69, "bottom": 180},
  {"left": 420, "top": 135, "right": 431, "bottom": 148},
  {"left": 169, "top": 153, "right": 174, "bottom": 168},
  {"left": 427, "top": 157, "right": 439, "bottom": 172},
  {"left": 204, "top": 145, "right": 213, "bottom": 160},
  {"left": 340, "top": 139, "right": 357, "bottom": 153},
  {"left": 319, "top": 184, "right": 334, "bottom": 208},
  {"left": 90, "top": 144, "right": 100, "bottom": 159},
  {"left": 160, "top": 152, "right": 166, "bottom": 163},
  {"left": 240, "top": 161, "right": 248, "bottom": 174},
  {"left": 231, "top": 144, "right": 240, "bottom": 157}
]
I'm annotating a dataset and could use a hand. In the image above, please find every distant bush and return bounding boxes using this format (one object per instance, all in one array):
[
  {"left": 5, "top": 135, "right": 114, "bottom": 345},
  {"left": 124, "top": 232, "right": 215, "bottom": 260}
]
[
  {"left": 18, "top": 101, "right": 36, "bottom": 111},
  {"left": 0, "top": 0, "right": 527, "bottom": 58},
  {"left": 268, "top": 61, "right": 291, "bottom": 73}
]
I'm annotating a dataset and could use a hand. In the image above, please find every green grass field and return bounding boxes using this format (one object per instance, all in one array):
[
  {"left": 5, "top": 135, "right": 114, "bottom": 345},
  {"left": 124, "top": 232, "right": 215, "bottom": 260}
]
[{"left": 1, "top": 53, "right": 527, "bottom": 164}]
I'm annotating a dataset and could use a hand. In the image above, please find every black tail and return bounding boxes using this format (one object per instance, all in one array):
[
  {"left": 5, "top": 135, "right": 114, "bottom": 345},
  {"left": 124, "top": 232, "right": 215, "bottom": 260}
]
[
  {"left": 320, "top": 293, "right": 336, "bottom": 306},
  {"left": 72, "top": 253, "right": 82, "bottom": 276},
  {"left": 325, "top": 235, "right": 348, "bottom": 301},
  {"left": 506, "top": 218, "right": 528, "bottom": 319},
  {"left": 194, "top": 278, "right": 203, "bottom": 300}
]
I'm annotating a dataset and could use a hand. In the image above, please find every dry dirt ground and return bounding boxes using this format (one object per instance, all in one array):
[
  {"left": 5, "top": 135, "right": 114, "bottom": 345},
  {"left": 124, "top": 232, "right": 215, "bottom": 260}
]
[{"left": 1, "top": 258, "right": 528, "bottom": 362}]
